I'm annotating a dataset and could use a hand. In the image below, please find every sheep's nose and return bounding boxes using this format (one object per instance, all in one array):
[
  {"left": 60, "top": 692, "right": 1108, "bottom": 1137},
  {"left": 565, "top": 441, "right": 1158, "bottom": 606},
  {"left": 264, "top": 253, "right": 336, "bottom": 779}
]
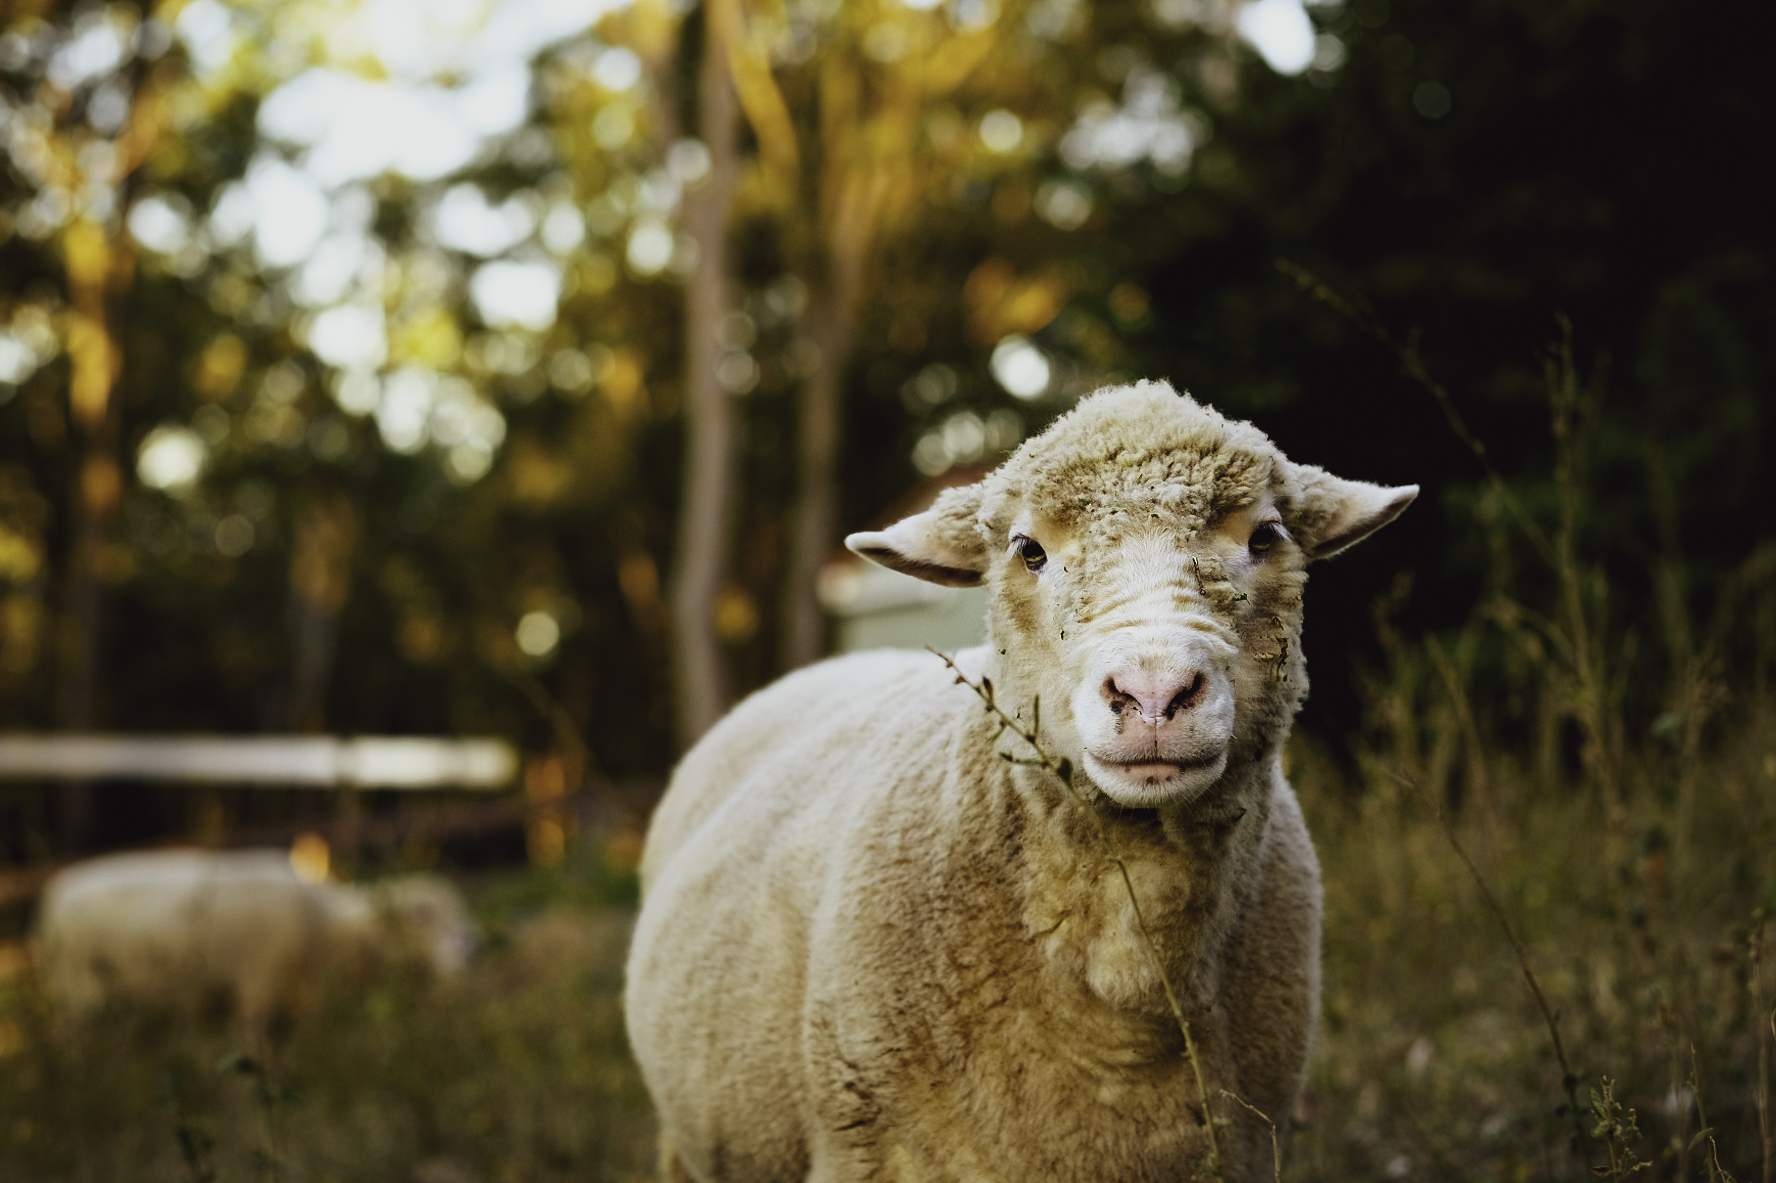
[{"left": 1103, "top": 670, "right": 1207, "bottom": 725}]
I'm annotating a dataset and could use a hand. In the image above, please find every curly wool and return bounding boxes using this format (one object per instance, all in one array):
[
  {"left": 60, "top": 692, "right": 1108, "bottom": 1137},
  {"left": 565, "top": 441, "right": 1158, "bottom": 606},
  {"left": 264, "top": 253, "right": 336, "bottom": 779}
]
[{"left": 981, "top": 381, "right": 1294, "bottom": 547}]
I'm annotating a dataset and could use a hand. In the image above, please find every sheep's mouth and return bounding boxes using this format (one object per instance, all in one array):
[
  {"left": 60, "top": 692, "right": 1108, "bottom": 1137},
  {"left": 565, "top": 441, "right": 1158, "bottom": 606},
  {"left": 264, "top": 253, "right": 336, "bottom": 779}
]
[{"left": 1093, "top": 752, "right": 1223, "bottom": 786}]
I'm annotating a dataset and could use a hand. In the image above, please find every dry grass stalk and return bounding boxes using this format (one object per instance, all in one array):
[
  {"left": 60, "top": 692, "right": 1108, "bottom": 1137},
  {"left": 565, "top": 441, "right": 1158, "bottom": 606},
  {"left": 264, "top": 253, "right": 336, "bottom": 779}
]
[
  {"left": 1694, "top": 1046, "right": 1743, "bottom": 1183},
  {"left": 1423, "top": 631, "right": 1492, "bottom": 821},
  {"left": 1275, "top": 258, "right": 1557, "bottom": 572},
  {"left": 1756, "top": 921, "right": 1773, "bottom": 1183},
  {"left": 1385, "top": 769, "right": 1591, "bottom": 1169},
  {"left": 1280, "top": 261, "right": 1629, "bottom": 819}
]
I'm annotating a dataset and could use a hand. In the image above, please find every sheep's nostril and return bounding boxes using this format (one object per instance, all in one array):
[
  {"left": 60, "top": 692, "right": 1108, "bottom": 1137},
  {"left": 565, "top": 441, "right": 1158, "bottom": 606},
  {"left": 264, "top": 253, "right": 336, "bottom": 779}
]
[{"left": 1166, "top": 672, "right": 1206, "bottom": 717}]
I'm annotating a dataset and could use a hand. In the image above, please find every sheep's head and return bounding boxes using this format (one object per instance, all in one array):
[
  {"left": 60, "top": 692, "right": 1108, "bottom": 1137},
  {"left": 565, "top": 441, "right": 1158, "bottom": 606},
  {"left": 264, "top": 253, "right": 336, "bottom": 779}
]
[
  {"left": 370, "top": 875, "right": 476, "bottom": 976},
  {"left": 848, "top": 381, "right": 1415, "bottom": 809}
]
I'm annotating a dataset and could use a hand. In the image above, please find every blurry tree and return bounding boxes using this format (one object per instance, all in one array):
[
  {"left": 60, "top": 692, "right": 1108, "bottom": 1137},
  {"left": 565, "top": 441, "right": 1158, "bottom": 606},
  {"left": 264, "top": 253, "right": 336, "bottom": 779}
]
[
  {"left": 622, "top": 0, "right": 745, "bottom": 748},
  {"left": 605, "top": 0, "right": 1256, "bottom": 723},
  {"left": 755, "top": 0, "right": 1018, "bottom": 671},
  {"left": 1, "top": 0, "right": 217, "bottom": 842},
  {"left": 2, "top": 0, "right": 698, "bottom": 853},
  {"left": 7, "top": 0, "right": 1762, "bottom": 864}
]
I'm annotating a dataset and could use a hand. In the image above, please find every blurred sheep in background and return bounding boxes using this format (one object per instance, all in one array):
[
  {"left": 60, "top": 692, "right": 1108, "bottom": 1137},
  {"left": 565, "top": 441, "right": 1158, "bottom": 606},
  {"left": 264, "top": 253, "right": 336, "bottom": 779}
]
[{"left": 34, "top": 847, "right": 474, "bottom": 1031}]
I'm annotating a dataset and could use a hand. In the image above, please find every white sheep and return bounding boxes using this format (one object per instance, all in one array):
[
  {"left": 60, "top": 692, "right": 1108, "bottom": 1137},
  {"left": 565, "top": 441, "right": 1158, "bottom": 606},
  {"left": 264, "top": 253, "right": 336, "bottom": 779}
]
[
  {"left": 36, "top": 848, "right": 473, "bottom": 1029},
  {"left": 625, "top": 381, "right": 1416, "bottom": 1182}
]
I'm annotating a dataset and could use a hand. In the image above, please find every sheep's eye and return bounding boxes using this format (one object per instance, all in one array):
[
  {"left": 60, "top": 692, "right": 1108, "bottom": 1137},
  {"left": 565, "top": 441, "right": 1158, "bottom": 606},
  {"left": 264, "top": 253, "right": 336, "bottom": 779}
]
[
  {"left": 1013, "top": 535, "right": 1048, "bottom": 573},
  {"left": 1248, "top": 522, "right": 1286, "bottom": 554}
]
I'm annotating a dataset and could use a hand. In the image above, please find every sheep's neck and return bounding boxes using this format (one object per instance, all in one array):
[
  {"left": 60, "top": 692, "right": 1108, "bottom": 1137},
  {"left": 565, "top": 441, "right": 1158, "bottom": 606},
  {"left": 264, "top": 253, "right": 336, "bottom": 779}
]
[{"left": 1009, "top": 756, "right": 1272, "bottom": 1024}]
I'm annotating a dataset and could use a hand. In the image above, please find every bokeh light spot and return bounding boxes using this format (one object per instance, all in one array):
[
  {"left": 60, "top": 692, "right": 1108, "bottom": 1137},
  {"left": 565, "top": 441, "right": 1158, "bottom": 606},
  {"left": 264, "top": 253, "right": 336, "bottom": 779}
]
[
  {"left": 516, "top": 609, "right": 561, "bottom": 658},
  {"left": 136, "top": 426, "right": 207, "bottom": 494},
  {"left": 990, "top": 335, "right": 1051, "bottom": 399}
]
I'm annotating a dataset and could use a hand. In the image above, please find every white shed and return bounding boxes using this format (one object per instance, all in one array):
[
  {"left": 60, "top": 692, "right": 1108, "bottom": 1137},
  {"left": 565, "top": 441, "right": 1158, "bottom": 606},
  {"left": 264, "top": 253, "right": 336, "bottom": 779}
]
[{"left": 819, "top": 469, "right": 990, "bottom": 656}]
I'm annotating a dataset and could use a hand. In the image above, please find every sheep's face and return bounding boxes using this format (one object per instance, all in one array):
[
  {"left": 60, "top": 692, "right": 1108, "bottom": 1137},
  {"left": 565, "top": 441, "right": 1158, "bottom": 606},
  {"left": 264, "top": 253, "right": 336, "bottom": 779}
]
[
  {"left": 987, "top": 493, "right": 1297, "bottom": 807},
  {"left": 848, "top": 382, "right": 1416, "bottom": 810}
]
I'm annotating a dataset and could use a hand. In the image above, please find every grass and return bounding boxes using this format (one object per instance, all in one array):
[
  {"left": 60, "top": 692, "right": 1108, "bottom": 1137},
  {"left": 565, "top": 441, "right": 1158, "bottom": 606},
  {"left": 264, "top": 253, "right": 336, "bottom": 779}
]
[
  {"left": 1286, "top": 705, "right": 1775, "bottom": 1182},
  {"left": 0, "top": 703, "right": 1770, "bottom": 1181}
]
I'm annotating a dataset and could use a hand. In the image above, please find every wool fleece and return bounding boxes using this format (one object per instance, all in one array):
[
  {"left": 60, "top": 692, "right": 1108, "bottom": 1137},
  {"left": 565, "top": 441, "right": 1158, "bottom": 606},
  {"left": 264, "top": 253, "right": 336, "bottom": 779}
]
[{"left": 626, "top": 382, "right": 1417, "bottom": 1182}]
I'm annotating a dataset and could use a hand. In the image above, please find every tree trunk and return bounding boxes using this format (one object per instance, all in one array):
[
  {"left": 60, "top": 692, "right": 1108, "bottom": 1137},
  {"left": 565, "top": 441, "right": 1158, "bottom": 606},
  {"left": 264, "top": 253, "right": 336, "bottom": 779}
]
[
  {"left": 286, "top": 487, "right": 358, "bottom": 732},
  {"left": 55, "top": 217, "right": 127, "bottom": 852},
  {"left": 669, "top": 0, "right": 744, "bottom": 748},
  {"left": 779, "top": 163, "right": 880, "bottom": 672},
  {"left": 50, "top": 59, "right": 173, "bottom": 850},
  {"left": 779, "top": 290, "right": 850, "bottom": 670},
  {"left": 54, "top": 451, "right": 115, "bottom": 851}
]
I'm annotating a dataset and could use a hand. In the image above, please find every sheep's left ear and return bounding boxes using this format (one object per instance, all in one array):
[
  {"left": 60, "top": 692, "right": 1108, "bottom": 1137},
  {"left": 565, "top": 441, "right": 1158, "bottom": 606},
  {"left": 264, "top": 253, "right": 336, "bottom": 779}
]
[
  {"left": 1292, "top": 467, "right": 1418, "bottom": 561},
  {"left": 845, "top": 483, "right": 988, "bottom": 588}
]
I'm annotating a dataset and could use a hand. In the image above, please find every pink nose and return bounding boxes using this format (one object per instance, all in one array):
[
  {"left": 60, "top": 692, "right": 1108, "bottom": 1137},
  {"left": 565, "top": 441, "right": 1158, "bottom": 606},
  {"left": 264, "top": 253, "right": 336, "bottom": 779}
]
[{"left": 1103, "top": 670, "right": 1207, "bottom": 725}]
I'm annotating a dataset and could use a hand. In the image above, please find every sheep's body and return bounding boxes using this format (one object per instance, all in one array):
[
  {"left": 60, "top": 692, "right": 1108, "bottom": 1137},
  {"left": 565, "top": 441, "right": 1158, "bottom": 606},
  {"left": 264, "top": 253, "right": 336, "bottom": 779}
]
[
  {"left": 37, "top": 848, "right": 472, "bottom": 1027},
  {"left": 628, "top": 383, "right": 1413, "bottom": 1182},
  {"left": 631, "top": 650, "right": 1318, "bottom": 1181}
]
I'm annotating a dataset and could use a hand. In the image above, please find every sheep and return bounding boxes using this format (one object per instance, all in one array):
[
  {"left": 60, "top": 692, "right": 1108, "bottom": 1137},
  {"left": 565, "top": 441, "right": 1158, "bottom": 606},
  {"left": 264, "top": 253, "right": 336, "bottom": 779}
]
[
  {"left": 36, "top": 847, "right": 473, "bottom": 1029},
  {"left": 625, "top": 381, "right": 1416, "bottom": 1182}
]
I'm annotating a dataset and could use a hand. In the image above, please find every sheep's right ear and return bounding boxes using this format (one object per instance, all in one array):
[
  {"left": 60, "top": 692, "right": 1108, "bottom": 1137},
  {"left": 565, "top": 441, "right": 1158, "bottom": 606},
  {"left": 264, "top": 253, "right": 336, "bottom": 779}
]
[{"left": 845, "top": 484, "right": 988, "bottom": 588}]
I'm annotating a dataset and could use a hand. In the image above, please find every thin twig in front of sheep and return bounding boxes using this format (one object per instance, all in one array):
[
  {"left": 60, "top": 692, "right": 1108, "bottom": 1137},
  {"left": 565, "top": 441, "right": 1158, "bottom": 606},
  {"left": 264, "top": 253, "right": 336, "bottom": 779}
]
[
  {"left": 931, "top": 648, "right": 1228, "bottom": 1183},
  {"left": 1385, "top": 769, "right": 1590, "bottom": 1168},
  {"left": 1219, "top": 1089, "right": 1281, "bottom": 1183}
]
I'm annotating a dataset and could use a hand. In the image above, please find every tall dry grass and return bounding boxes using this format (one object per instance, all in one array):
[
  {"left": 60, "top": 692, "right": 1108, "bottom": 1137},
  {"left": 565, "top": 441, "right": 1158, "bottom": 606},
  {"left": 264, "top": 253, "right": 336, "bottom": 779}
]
[
  {"left": 1282, "top": 308, "right": 1776, "bottom": 1181},
  {"left": 1292, "top": 712, "right": 1773, "bottom": 1180}
]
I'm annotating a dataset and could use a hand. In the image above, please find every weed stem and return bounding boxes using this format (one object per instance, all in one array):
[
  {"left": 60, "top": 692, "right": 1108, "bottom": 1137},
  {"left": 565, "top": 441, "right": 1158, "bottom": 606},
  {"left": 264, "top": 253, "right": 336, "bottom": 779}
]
[{"left": 1385, "top": 768, "right": 1590, "bottom": 1169}]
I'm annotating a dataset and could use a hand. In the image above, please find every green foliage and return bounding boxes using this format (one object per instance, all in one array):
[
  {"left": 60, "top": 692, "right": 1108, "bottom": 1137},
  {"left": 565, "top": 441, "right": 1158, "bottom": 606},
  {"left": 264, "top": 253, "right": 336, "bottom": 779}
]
[
  {"left": 1589, "top": 1077, "right": 1650, "bottom": 1178},
  {"left": 0, "top": 0, "right": 1765, "bottom": 850}
]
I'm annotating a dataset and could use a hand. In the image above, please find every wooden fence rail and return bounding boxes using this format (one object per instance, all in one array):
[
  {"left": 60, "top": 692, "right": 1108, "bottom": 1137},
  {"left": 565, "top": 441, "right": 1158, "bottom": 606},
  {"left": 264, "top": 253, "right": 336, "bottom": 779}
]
[{"left": 0, "top": 735, "right": 518, "bottom": 790}]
